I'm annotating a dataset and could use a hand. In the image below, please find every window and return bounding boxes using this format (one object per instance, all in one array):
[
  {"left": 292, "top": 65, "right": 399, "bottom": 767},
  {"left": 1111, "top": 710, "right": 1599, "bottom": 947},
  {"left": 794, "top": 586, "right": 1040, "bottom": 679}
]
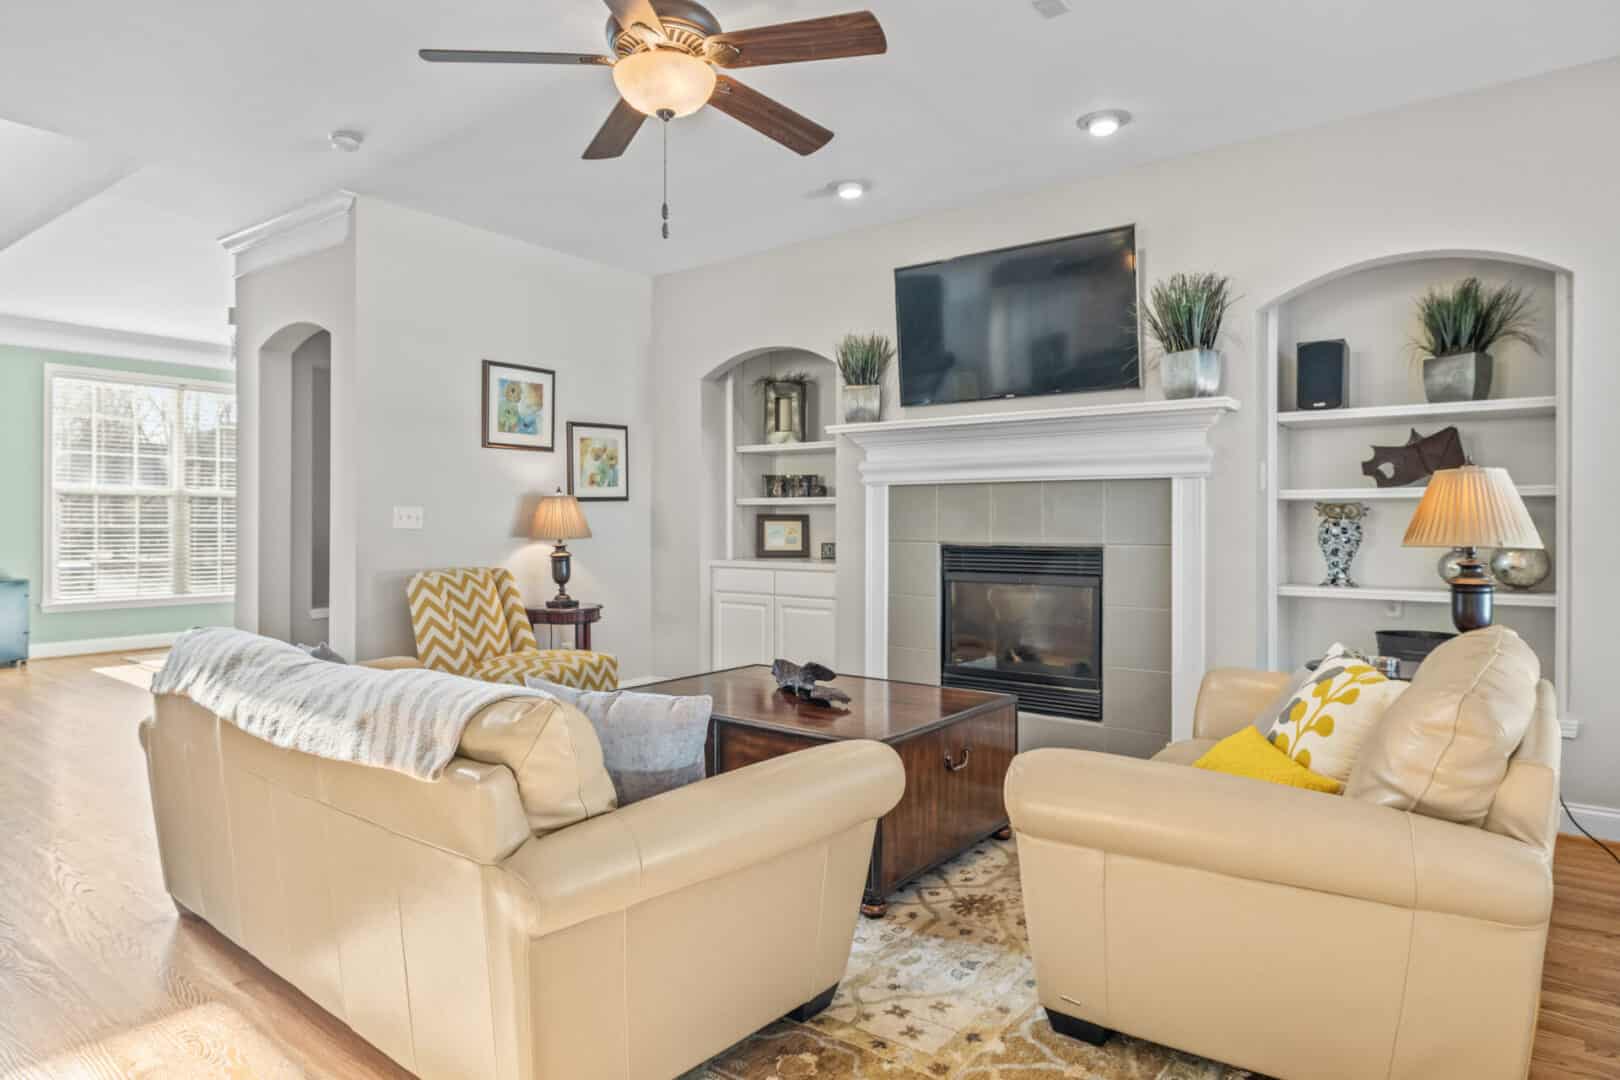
[{"left": 45, "top": 367, "right": 237, "bottom": 608}]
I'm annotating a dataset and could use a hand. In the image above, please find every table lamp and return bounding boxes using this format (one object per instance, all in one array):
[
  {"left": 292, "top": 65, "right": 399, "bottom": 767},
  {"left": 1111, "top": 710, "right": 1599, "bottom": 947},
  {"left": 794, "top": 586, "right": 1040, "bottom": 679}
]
[
  {"left": 1403, "top": 464, "right": 1543, "bottom": 632},
  {"left": 531, "top": 489, "right": 591, "bottom": 609}
]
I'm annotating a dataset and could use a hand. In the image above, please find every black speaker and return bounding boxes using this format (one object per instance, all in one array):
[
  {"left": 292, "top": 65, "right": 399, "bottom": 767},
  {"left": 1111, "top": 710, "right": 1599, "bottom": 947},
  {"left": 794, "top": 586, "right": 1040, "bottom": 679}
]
[{"left": 1297, "top": 339, "right": 1347, "bottom": 410}]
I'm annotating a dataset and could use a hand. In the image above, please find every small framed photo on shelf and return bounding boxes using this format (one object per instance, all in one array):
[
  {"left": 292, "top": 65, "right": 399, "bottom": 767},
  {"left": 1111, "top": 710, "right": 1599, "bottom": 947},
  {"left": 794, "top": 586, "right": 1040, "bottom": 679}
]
[
  {"left": 482, "top": 360, "right": 556, "bottom": 452},
  {"left": 820, "top": 542, "right": 836, "bottom": 561},
  {"left": 755, "top": 513, "right": 810, "bottom": 559},
  {"left": 567, "top": 421, "right": 629, "bottom": 501}
]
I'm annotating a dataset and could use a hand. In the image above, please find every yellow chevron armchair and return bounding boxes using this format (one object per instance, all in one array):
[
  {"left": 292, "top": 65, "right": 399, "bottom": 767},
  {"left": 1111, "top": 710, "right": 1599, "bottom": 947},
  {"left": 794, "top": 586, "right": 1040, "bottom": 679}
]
[{"left": 404, "top": 567, "right": 618, "bottom": 691}]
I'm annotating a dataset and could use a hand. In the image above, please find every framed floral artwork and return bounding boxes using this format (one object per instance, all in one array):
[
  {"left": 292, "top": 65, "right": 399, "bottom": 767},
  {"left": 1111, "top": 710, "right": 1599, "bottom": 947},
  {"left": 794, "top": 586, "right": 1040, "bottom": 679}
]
[
  {"left": 482, "top": 360, "right": 556, "bottom": 451},
  {"left": 567, "top": 421, "right": 629, "bottom": 501},
  {"left": 755, "top": 513, "right": 810, "bottom": 559}
]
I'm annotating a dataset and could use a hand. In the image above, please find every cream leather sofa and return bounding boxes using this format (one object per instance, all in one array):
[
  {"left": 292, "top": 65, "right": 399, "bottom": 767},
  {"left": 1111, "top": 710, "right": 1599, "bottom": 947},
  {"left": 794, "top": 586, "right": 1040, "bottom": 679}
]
[
  {"left": 1007, "top": 637, "right": 1559, "bottom": 1080},
  {"left": 141, "top": 682, "right": 904, "bottom": 1079}
]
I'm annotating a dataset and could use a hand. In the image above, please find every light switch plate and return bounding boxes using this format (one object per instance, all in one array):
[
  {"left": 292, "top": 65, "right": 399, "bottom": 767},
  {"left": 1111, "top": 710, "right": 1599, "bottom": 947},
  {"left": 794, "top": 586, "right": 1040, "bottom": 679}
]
[{"left": 392, "top": 505, "right": 424, "bottom": 530}]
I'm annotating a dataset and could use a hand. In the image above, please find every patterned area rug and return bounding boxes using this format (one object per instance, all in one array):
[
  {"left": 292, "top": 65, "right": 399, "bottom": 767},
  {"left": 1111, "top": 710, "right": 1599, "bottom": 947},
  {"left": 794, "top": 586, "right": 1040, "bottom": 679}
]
[{"left": 692, "top": 839, "right": 1252, "bottom": 1080}]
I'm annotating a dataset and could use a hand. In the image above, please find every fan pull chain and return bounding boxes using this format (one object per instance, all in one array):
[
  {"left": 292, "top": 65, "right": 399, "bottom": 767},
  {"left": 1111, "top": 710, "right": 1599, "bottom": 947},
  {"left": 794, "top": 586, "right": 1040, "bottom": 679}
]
[{"left": 657, "top": 108, "right": 673, "bottom": 240}]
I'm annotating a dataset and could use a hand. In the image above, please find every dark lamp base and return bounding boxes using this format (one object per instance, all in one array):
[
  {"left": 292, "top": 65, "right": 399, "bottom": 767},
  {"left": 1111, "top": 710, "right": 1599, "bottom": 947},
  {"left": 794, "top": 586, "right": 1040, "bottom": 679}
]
[
  {"left": 1447, "top": 548, "right": 1494, "bottom": 633},
  {"left": 546, "top": 596, "right": 580, "bottom": 609},
  {"left": 548, "top": 544, "right": 578, "bottom": 609}
]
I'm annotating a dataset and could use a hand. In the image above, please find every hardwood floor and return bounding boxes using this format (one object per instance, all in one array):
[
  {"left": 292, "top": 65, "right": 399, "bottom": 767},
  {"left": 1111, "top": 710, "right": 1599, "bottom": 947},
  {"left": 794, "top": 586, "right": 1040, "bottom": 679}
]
[{"left": 1, "top": 652, "right": 1617, "bottom": 1078}]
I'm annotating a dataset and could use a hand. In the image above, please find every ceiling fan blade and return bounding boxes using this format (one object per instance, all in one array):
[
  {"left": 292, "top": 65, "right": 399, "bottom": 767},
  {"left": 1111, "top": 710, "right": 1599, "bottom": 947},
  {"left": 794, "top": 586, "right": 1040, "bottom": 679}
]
[
  {"left": 706, "top": 12, "right": 886, "bottom": 68},
  {"left": 602, "top": 0, "right": 667, "bottom": 38},
  {"left": 419, "top": 49, "right": 613, "bottom": 65},
  {"left": 583, "top": 99, "right": 648, "bottom": 159},
  {"left": 707, "top": 75, "right": 833, "bottom": 156}
]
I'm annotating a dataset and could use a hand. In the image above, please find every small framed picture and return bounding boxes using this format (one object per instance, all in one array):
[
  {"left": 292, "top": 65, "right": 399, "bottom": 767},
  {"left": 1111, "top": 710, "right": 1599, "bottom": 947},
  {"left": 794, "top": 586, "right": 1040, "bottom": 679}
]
[
  {"left": 482, "top": 360, "right": 555, "bottom": 452},
  {"left": 755, "top": 514, "right": 810, "bottom": 559},
  {"left": 820, "top": 542, "right": 837, "bottom": 561},
  {"left": 568, "top": 421, "right": 629, "bottom": 501}
]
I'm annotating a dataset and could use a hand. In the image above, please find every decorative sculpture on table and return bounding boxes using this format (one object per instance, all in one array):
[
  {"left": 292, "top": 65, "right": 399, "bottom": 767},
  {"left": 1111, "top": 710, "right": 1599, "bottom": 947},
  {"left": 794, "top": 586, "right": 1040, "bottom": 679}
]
[
  {"left": 1315, "top": 502, "right": 1370, "bottom": 587},
  {"left": 771, "top": 659, "right": 852, "bottom": 708},
  {"left": 1360, "top": 426, "right": 1466, "bottom": 488}
]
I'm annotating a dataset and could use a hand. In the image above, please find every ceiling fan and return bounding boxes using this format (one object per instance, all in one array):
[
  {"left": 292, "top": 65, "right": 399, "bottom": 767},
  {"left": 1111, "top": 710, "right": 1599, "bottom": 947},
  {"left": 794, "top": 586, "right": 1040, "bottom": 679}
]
[{"left": 419, "top": 0, "right": 887, "bottom": 160}]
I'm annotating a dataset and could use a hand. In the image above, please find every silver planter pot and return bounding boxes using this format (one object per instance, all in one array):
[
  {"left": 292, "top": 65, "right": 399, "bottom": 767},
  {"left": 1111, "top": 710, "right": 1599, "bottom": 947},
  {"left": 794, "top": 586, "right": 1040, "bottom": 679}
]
[
  {"left": 1422, "top": 351, "right": 1494, "bottom": 403},
  {"left": 842, "top": 383, "right": 882, "bottom": 423},
  {"left": 1160, "top": 348, "right": 1222, "bottom": 399}
]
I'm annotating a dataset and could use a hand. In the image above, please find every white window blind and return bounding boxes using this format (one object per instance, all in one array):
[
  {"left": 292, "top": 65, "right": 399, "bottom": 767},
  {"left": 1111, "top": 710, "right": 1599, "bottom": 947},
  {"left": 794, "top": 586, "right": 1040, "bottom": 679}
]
[{"left": 46, "top": 369, "right": 237, "bottom": 608}]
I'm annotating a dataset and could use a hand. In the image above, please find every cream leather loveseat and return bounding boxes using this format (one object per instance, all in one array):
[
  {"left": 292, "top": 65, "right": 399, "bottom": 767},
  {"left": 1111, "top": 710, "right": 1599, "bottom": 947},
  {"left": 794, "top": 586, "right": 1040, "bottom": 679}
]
[
  {"left": 1007, "top": 628, "right": 1559, "bottom": 1080},
  {"left": 141, "top": 680, "right": 904, "bottom": 1079}
]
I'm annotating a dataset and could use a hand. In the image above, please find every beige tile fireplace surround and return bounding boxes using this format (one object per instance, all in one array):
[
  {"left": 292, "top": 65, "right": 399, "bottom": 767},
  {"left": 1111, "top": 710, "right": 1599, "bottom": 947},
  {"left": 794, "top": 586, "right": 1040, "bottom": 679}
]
[{"left": 886, "top": 480, "right": 1173, "bottom": 756}]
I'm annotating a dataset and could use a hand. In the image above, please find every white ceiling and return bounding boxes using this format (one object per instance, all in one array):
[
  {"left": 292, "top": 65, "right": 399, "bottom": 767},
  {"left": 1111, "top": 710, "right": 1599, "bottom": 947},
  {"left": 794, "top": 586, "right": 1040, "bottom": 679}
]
[{"left": 2, "top": 0, "right": 1619, "bottom": 277}]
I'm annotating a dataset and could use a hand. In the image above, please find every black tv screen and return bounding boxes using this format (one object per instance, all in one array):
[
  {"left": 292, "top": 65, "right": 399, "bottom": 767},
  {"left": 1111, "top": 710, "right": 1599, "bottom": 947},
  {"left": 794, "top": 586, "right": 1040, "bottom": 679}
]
[{"left": 895, "top": 225, "right": 1139, "bottom": 406}]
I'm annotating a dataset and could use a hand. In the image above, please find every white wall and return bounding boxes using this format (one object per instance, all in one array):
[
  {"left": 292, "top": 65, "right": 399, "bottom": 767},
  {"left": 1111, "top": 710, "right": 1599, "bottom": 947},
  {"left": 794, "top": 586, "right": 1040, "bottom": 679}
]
[
  {"left": 649, "top": 58, "right": 1620, "bottom": 813},
  {"left": 351, "top": 199, "right": 654, "bottom": 671}
]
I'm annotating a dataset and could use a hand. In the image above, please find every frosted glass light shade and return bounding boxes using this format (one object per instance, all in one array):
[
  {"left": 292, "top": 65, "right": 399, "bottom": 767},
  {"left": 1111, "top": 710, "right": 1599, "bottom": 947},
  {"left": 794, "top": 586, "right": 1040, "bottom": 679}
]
[
  {"left": 532, "top": 492, "right": 592, "bottom": 541},
  {"left": 611, "top": 49, "right": 716, "bottom": 118},
  {"left": 1402, "top": 465, "right": 1543, "bottom": 550}
]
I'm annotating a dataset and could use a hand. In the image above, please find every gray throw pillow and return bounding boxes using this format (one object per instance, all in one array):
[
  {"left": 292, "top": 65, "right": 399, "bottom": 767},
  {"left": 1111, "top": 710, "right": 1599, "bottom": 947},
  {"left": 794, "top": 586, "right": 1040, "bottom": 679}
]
[{"left": 525, "top": 676, "right": 710, "bottom": 804}]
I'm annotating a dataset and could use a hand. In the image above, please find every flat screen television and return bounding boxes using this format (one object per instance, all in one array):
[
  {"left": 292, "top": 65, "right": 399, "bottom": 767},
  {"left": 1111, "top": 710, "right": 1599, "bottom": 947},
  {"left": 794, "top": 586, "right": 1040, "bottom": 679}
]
[{"left": 894, "top": 225, "right": 1139, "bottom": 406}]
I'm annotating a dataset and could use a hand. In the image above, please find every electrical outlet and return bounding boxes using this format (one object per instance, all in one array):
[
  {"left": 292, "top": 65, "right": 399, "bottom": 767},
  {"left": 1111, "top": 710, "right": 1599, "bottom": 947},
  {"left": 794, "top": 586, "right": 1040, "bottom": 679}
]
[
  {"left": 392, "top": 505, "right": 424, "bottom": 530},
  {"left": 1383, "top": 600, "right": 1404, "bottom": 618}
]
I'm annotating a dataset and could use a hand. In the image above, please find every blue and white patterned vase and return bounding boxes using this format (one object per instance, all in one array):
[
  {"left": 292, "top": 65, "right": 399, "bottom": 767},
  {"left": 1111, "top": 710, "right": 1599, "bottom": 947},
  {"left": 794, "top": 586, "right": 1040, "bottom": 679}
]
[{"left": 1315, "top": 502, "right": 1370, "bottom": 587}]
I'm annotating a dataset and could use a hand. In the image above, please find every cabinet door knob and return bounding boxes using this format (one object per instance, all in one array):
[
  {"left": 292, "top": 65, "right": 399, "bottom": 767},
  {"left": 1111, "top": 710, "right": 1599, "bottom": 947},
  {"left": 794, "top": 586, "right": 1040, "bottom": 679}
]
[{"left": 944, "top": 747, "right": 971, "bottom": 773}]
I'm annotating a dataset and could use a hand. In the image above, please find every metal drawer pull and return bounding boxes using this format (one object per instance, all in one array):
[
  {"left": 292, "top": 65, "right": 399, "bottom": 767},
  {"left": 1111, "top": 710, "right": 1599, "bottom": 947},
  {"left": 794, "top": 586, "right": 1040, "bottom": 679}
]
[{"left": 944, "top": 747, "right": 971, "bottom": 772}]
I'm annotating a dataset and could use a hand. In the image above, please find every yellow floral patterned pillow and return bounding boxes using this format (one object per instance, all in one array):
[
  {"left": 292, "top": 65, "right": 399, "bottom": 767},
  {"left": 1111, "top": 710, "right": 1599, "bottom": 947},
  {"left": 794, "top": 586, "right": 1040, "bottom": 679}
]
[{"left": 1265, "top": 661, "right": 1407, "bottom": 784}]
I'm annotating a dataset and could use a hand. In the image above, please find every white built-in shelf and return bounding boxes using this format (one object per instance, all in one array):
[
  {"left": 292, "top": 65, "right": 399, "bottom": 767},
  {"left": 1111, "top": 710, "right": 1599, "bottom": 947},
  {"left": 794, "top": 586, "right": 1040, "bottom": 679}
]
[
  {"left": 734, "top": 440, "right": 837, "bottom": 456},
  {"left": 1278, "top": 584, "right": 1557, "bottom": 608},
  {"left": 711, "top": 558, "right": 836, "bottom": 572},
  {"left": 1278, "top": 484, "right": 1558, "bottom": 502},
  {"left": 1276, "top": 395, "right": 1557, "bottom": 429},
  {"left": 735, "top": 496, "right": 837, "bottom": 507}
]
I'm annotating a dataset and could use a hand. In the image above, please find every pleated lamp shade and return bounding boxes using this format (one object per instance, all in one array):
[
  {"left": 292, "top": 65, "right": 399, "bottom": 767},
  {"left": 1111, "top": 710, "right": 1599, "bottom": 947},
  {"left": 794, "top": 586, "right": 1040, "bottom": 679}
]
[
  {"left": 1403, "top": 465, "right": 1543, "bottom": 550},
  {"left": 531, "top": 491, "right": 592, "bottom": 542}
]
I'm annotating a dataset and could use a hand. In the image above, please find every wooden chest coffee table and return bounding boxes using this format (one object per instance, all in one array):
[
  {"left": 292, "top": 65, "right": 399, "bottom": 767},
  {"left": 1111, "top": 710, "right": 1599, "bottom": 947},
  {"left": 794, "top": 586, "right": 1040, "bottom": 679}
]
[{"left": 643, "top": 666, "right": 1018, "bottom": 917}]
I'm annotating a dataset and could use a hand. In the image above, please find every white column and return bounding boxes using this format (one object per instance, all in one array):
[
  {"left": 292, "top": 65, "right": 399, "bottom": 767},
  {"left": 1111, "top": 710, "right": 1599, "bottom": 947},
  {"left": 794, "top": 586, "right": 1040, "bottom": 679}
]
[
  {"left": 1170, "top": 476, "right": 1208, "bottom": 741},
  {"left": 863, "top": 482, "right": 890, "bottom": 677}
]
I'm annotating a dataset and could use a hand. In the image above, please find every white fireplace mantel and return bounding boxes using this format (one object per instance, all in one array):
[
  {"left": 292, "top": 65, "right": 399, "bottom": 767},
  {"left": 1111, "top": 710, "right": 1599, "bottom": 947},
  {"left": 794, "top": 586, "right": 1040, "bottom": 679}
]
[{"left": 829, "top": 397, "right": 1240, "bottom": 742}]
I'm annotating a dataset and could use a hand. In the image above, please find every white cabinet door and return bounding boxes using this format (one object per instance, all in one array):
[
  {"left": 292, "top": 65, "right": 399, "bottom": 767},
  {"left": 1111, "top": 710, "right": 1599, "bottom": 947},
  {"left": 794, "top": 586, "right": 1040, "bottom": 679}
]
[
  {"left": 713, "top": 591, "right": 776, "bottom": 669},
  {"left": 774, "top": 595, "right": 837, "bottom": 667}
]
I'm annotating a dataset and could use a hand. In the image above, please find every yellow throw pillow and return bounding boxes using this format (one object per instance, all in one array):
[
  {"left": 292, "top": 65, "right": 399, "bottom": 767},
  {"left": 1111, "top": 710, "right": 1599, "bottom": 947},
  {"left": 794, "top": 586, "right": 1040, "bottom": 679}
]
[
  {"left": 1264, "top": 661, "right": 1407, "bottom": 783},
  {"left": 1193, "top": 726, "right": 1343, "bottom": 794}
]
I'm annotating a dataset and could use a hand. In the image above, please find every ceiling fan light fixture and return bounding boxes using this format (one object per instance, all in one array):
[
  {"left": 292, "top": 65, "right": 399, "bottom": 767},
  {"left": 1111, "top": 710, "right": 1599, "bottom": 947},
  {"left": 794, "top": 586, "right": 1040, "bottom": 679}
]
[{"left": 611, "top": 48, "right": 717, "bottom": 118}]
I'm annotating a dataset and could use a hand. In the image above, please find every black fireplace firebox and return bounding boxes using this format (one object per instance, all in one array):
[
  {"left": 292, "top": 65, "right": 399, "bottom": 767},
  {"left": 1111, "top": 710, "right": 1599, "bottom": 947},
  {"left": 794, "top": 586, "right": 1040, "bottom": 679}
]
[{"left": 940, "top": 544, "right": 1102, "bottom": 720}]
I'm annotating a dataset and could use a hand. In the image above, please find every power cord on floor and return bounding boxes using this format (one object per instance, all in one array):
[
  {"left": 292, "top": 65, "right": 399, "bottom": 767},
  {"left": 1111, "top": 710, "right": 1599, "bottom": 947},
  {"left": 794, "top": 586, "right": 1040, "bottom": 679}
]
[{"left": 1560, "top": 795, "right": 1620, "bottom": 867}]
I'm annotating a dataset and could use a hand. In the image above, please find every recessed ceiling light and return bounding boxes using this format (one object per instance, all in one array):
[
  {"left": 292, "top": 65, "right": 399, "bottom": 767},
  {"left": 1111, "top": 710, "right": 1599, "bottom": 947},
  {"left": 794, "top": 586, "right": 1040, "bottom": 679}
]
[
  {"left": 328, "top": 130, "right": 364, "bottom": 153},
  {"left": 1077, "top": 110, "right": 1131, "bottom": 138},
  {"left": 835, "top": 180, "right": 867, "bottom": 201}
]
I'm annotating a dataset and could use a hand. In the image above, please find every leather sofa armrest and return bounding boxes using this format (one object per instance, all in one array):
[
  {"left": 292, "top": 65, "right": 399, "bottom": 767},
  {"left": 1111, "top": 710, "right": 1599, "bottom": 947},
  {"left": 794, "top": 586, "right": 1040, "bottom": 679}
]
[
  {"left": 357, "top": 655, "right": 424, "bottom": 670},
  {"left": 494, "top": 739, "right": 905, "bottom": 937},
  {"left": 1193, "top": 667, "right": 1294, "bottom": 740},
  {"left": 1006, "top": 747, "right": 1550, "bottom": 926}
]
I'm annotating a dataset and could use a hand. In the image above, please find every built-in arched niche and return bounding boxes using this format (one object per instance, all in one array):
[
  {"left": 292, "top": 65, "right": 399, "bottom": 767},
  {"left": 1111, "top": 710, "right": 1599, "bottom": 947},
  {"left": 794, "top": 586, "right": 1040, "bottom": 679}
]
[{"left": 1256, "top": 250, "right": 1571, "bottom": 727}]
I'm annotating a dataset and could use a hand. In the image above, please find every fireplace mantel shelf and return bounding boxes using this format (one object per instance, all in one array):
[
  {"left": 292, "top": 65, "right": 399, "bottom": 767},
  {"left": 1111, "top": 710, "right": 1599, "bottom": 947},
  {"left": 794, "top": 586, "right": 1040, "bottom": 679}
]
[
  {"left": 829, "top": 397, "right": 1239, "bottom": 486},
  {"left": 841, "top": 396, "right": 1241, "bottom": 743}
]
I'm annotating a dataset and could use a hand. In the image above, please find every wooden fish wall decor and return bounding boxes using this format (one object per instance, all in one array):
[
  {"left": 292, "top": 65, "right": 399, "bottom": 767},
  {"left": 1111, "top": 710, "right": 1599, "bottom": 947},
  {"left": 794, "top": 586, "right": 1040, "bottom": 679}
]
[{"left": 1360, "top": 426, "right": 1467, "bottom": 488}]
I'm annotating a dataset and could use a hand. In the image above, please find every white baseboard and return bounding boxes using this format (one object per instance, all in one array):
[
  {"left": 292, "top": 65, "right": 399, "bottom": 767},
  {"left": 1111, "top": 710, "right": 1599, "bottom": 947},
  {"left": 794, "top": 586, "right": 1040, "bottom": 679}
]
[
  {"left": 27, "top": 630, "right": 181, "bottom": 660},
  {"left": 1562, "top": 800, "right": 1620, "bottom": 842},
  {"left": 618, "top": 674, "right": 670, "bottom": 689}
]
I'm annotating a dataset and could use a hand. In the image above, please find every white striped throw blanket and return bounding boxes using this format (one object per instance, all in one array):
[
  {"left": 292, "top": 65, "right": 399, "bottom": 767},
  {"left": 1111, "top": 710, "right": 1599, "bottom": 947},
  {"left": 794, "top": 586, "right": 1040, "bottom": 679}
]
[{"left": 152, "top": 627, "right": 547, "bottom": 781}]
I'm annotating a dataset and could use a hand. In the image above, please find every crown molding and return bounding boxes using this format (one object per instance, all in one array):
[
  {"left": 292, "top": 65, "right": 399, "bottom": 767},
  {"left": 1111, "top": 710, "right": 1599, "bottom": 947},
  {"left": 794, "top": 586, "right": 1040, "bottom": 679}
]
[
  {"left": 219, "top": 191, "right": 356, "bottom": 279},
  {"left": 0, "top": 312, "right": 232, "bottom": 370}
]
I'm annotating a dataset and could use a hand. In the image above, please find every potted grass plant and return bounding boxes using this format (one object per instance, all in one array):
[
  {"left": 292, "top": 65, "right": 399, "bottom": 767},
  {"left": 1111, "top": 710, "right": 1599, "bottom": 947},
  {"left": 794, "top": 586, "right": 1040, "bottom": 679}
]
[
  {"left": 1412, "top": 277, "right": 1538, "bottom": 402},
  {"left": 835, "top": 333, "right": 895, "bottom": 422},
  {"left": 1138, "top": 272, "right": 1235, "bottom": 399}
]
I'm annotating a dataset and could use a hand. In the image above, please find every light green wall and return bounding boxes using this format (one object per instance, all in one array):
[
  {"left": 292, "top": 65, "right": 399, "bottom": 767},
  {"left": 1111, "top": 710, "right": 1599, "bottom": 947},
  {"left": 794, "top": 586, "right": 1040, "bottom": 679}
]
[{"left": 0, "top": 344, "right": 235, "bottom": 648}]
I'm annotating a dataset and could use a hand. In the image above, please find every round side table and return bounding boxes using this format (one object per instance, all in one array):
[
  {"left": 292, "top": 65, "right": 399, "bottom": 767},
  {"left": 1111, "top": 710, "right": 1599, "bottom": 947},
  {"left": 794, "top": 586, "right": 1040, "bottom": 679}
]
[{"left": 526, "top": 603, "right": 602, "bottom": 651}]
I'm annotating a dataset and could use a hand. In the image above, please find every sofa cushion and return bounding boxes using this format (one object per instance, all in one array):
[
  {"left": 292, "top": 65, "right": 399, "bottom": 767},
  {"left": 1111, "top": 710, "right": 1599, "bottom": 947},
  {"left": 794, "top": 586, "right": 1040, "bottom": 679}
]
[
  {"left": 457, "top": 696, "right": 618, "bottom": 835},
  {"left": 1345, "top": 626, "right": 1539, "bottom": 826},
  {"left": 1263, "top": 661, "right": 1407, "bottom": 783},
  {"left": 1192, "top": 726, "right": 1343, "bottom": 794},
  {"left": 1151, "top": 738, "right": 1218, "bottom": 766},
  {"left": 526, "top": 678, "right": 710, "bottom": 805}
]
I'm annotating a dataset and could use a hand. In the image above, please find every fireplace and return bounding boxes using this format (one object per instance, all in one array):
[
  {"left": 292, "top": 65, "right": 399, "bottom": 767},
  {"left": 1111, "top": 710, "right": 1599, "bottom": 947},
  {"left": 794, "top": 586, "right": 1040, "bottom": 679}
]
[{"left": 940, "top": 544, "right": 1102, "bottom": 720}]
